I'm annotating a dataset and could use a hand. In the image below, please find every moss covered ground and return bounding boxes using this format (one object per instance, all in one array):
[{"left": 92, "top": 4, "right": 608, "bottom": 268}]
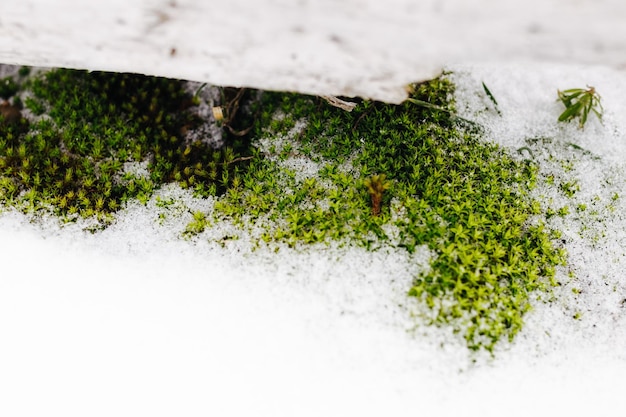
[{"left": 0, "top": 67, "right": 565, "bottom": 352}]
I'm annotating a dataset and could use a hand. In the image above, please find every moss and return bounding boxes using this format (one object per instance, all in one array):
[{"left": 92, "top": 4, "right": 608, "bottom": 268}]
[
  {"left": 0, "top": 66, "right": 566, "bottom": 353},
  {"left": 0, "top": 76, "right": 19, "bottom": 99},
  {"left": 206, "top": 76, "right": 565, "bottom": 352},
  {"left": 0, "top": 68, "right": 253, "bottom": 223}
]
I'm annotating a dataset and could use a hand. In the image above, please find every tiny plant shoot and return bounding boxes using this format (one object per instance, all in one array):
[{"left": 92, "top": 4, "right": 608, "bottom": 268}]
[
  {"left": 482, "top": 81, "right": 501, "bottom": 115},
  {"left": 364, "top": 174, "right": 390, "bottom": 216},
  {"left": 557, "top": 86, "right": 603, "bottom": 128}
]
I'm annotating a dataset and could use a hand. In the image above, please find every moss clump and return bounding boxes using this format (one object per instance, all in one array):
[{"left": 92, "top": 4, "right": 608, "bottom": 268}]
[
  {"left": 0, "top": 66, "right": 566, "bottom": 353},
  {"left": 0, "top": 68, "right": 252, "bottom": 223},
  {"left": 0, "top": 76, "right": 19, "bottom": 100},
  {"left": 202, "top": 76, "right": 565, "bottom": 352}
]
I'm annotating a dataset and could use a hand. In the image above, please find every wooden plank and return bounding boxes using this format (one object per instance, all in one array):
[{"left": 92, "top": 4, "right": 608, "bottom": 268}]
[{"left": 1, "top": 0, "right": 625, "bottom": 103}]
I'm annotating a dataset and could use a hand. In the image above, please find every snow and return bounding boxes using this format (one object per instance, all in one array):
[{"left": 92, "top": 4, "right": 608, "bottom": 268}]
[{"left": 2, "top": 64, "right": 626, "bottom": 416}]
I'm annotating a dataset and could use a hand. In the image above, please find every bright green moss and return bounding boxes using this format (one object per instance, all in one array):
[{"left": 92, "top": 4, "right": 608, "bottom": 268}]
[{"left": 208, "top": 76, "right": 566, "bottom": 352}]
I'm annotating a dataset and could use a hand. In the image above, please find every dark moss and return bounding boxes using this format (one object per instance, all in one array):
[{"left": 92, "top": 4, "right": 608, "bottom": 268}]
[
  {"left": 0, "top": 68, "right": 255, "bottom": 221},
  {"left": 0, "top": 77, "right": 19, "bottom": 100}
]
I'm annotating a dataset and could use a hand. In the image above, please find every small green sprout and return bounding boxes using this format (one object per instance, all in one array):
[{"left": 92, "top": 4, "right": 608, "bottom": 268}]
[
  {"left": 482, "top": 81, "right": 501, "bottom": 115},
  {"left": 557, "top": 86, "right": 603, "bottom": 128},
  {"left": 192, "top": 82, "right": 207, "bottom": 105}
]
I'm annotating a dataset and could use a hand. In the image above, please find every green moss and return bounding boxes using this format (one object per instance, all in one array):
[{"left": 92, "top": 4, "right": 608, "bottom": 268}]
[
  {"left": 0, "top": 68, "right": 253, "bottom": 223},
  {"left": 0, "top": 66, "right": 566, "bottom": 353},
  {"left": 207, "top": 76, "right": 565, "bottom": 352},
  {"left": 0, "top": 76, "right": 19, "bottom": 99},
  {"left": 18, "top": 67, "right": 31, "bottom": 78}
]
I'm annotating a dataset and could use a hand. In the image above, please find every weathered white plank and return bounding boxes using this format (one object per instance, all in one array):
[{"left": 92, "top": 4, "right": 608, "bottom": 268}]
[{"left": 1, "top": 0, "right": 625, "bottom": 103}]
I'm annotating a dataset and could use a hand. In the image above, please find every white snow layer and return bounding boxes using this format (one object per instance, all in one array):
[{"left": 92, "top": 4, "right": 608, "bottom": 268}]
[{"left": 2, "top": 64, "right": 626, "bottom": 416}]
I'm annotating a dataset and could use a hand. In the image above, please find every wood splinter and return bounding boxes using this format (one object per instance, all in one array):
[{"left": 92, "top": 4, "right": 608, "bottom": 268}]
[{"left": 321, "top": 95, "right": 357, "bottom": 112}]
